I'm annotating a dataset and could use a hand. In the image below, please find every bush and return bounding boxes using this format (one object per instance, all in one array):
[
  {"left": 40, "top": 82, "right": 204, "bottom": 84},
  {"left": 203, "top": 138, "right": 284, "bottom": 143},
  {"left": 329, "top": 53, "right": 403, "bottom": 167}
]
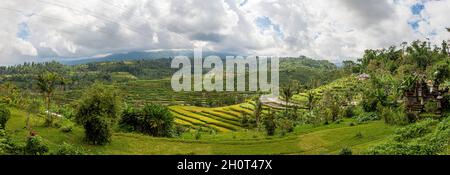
[
  {"left": 119, "top": 106, "right": 140, "bottom": 132},
  {"left": 120, "top": 104, "right": 174, "bottom": 137},
  {"left": 52, "top": 142, "right": 85, "bottom": 155},
  {"left": 368, "top": 117, "right": 450, "bottom": 155},
  {"left": 0, "top": 105, "right": 11, "bottom": 129},
  {"left": 355, "top": 132, "right": 363, "bottom": 139},
  {"left": 140, "top": 104, "right": 174, "bottom": 137},
  {"left": 393, "top": 119, "right": 437, "bottom": 142},
  {"left": 339, "top": 147, "right": 353, "bottom": 155},
  {"left": 60, "top": 124, "right": 73, "bottom": 133},
  {"left": 361, "top": 96, "right": 378, "bottom": 112},
  {"left": 424, "top": 101, "right": 439, "bottom": 113},
  {"left": 0, "top": 131, "right": 24, "bottom": 155},
  {"left": 174, "top": 125, "right": 187, "bottom": 137},
  {"left": 241, "top": 114, "right": 256, "bottom": 128},
  {"left": 380, "top": 106, "right": 409, "bottom": 125},
  {"left": 25, "top": 136, "right": 49, "bottom": 155},
  {"left": 277, "top": 118, "right": 295, "bottom": 136},
  {"left": 441, "top": 95, "right": 450, "bottom": 112},
  {"left": 342, "top": 106, "right": 355, "bottom": 118},
  {"left": 75, "top": 83, "right": 121, "bottom": 145},
  {"left": 264, "top": 115, "right": 276, "bottom": 136},
  {"left": 355, "top": 112, "right": 379, "bottom": 123},
  {"left": 83, "top": 116, "right": 112, "bottom": 145},
  {"left": 194, "top": 129, "right": 202, "bottom": 140}
]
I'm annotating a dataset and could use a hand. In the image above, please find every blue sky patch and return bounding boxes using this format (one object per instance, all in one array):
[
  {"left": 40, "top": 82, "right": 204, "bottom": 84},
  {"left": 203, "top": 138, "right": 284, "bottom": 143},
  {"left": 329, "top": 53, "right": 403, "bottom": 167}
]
[
  {"left": 255, "top": 16, "right": 284, "bottom": 38},
  {"left": 16, "top": 22, "right": 30, "bottom": 40},
  {"left": 255, "top": 16, "right": 272, "bottom": 30},
  {"left": 411, "top": 3, "right": 425, "bottom": 15},
  {"left": 408, "top": 20, "right": 420, "bottom": 30}
]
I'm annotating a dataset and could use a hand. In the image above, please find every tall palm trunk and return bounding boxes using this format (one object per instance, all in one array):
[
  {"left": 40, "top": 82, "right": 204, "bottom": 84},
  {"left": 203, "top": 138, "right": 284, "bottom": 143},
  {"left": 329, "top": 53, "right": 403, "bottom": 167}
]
[{"left": 45, "top": 94, "right": 52, "bottom": 126}]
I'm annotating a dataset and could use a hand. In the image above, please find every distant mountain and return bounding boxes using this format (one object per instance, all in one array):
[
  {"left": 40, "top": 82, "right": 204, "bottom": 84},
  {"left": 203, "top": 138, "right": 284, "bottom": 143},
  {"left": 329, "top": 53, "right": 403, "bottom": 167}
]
[{"left": 61, "top": 50, "right": 240, "bottom": 65}]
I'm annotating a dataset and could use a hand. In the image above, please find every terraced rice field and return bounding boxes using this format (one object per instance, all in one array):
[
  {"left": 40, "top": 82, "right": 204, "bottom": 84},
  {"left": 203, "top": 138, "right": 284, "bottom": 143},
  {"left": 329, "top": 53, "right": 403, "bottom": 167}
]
[
  {"left": 169, "top": 104, "right": 254, "bottom": 132},
  {"left": 292, "top": 76, "right": 361, "bottom": 104}
]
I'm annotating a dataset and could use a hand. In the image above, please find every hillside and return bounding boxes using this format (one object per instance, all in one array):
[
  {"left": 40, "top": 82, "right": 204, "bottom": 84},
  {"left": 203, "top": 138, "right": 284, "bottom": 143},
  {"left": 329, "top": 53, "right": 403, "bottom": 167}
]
[{"left": 4, "top": 107, "right": 395, "bottom": 155}]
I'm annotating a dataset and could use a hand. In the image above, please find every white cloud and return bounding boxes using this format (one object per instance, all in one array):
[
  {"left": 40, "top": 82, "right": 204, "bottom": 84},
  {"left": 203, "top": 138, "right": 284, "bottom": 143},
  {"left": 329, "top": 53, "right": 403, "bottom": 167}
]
[{"left": 0, "top": 0, "right": 448, "bottom": 65}]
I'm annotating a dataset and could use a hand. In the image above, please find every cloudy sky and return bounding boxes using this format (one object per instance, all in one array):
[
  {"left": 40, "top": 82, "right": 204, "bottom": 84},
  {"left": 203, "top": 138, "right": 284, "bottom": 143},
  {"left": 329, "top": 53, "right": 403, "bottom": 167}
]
[{"left": 0, "top": 0, "right": 449, "bottom": 65}]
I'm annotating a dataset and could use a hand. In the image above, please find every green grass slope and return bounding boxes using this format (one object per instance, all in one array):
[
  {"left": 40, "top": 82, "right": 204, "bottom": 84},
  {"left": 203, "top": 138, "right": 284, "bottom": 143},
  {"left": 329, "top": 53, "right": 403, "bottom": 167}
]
[{"left": 4, "top": 108, "right": 396, "bottom": 155}]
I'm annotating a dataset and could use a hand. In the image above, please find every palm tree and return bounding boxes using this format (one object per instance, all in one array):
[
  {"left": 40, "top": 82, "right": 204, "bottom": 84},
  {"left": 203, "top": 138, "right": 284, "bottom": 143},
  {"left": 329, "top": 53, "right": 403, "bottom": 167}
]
[
  {"left": 253, "top": 96, "right": 263, "bottom": 125},
  {"left": 306, "top": 91, "right": 316, "bottom": 112},
  {"left": 281, "top": 83, "right": 296, "bottom": 114},
  {"left": 36, "top": 71, "right": 61, "bottom": 126}
]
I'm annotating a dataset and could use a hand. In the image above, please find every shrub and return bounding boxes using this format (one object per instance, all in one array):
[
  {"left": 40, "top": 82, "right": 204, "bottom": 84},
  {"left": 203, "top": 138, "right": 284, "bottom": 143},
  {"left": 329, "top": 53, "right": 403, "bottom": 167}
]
[
  {"left": 241, "top": 114, "right": 256, "bottom": 128},
  {"left": 263, "top": 111, "right": 277, "bottom": 136},
  {"left": 368, "top": 117, "right": 450, "bottom": 155},
  {"left": 83, "top": 116, "right": 112, "bottom": 145},
  {"left": 355, "top": 132, "right": 363, "bottom": 139},
  {"left": 424, "top": 101, "right": 439, "bottom": 113},
  {"left": 119, "top": 104, "right": 174, "bottom": 137},
  {"left": 0, "top": 105, "right": 11, "bottom": 129},
  {"left": 355, "top": 112, "right": 379, "bottom": 123},
  {"left": 140, "top": 104, "right": 174, "bottom": 137},
  {"left": 52, "top": 142, "right": 85, "bottom": 155},
  {"left": 393, "top": 119, "right": 437, "bottom": 142},
  {"left": 60, "top": 124, "right": 73, "bottom": 133},
  {"left": 119, "top": 106, "right": 140, "bottom": 132},
  {"left": 339, "top": 147, "right": 353, "bottom": 155},
  {"left": 194, "top": 129, "right": 202, "bottom": 140},
  {"left": 0, "top": 132, "right": 24, "bottom": 155},
  {"left": 75, "top": 83, "right": 121, "bottom": 145},
  {"left": 380, "top": 106, "right": 409, "bottom": 125},
  {"left": 342, "top": 106, "right": 355, "bottom": 118},
  {"left": 277, "top": 118, "right": 295, "bottom": 136},
  {"left": 441, "top": 94, "right": 450, "bottom": 112},
  {"left": 25, "top": 136, "right": 49, "bottom": 155},
  {"left": 361, "top": 96, "right": 378, "bottom": 112},
  {"left": 174, "top": 125, "right": 187, "bottom": 137}
]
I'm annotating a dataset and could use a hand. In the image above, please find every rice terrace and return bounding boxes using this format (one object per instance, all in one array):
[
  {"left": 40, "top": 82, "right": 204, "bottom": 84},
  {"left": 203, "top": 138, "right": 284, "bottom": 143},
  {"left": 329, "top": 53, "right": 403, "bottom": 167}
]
[{"left": 0, "top": 0, "right": 450, "bottom": 157}]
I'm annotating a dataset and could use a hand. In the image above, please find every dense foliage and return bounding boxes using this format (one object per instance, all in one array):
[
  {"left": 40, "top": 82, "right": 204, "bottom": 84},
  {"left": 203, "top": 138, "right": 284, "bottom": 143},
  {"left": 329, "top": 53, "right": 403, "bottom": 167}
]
[
  {"left": 120, "top": 104, "right": 174, "bottom": 137},
  {"left": 75, "top": 83, "right": 121, "bottom": 145},
  {"left": 0, "top": 105, "right": 11, "bottom": 129},
  {"left": 368, "top": 116, "right": 450, "bottom": 155}
]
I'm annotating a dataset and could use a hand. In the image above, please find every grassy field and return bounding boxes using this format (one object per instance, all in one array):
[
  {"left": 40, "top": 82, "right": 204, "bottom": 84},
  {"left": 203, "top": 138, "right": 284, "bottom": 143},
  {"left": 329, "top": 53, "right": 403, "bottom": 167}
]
[{"left": 5, "top": 107, "right": 396, "bottom": 155}]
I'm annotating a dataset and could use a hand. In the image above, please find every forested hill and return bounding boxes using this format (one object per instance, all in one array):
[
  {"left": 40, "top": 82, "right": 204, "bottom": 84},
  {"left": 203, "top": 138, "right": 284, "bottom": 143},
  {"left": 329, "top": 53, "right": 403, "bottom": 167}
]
[
  {"left": 61, "top": 50, "right": 238, "bottom": 65},
  {"left": 0, "top": 56, "right": 344, "bottom": 88}
]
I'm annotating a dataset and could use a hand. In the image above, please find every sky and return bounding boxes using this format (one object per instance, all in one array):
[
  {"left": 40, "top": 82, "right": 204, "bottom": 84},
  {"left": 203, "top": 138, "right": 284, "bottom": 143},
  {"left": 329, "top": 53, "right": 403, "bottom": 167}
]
[{"left": 0, "top": 0, "right": 449, "bottom": 65}]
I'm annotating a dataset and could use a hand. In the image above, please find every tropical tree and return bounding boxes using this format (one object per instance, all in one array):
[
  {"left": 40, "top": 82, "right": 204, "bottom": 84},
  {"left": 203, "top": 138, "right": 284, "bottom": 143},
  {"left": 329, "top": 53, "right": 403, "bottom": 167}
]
[
  {"left": 306, "top": 91, "right": 316, "bottom": 112},
  {"left": 253, "top": 96, "right": 263, "bottom": 125},
  {"left": 75, "top": 83, "right": 121, "bottom": 145},
  {"left": 36, "top": 71, "right": 61, "bottom": 126},
  {"left": 0, "top": 104, "right": 11, "bottom": 129},
  {"left": 281, "top": 82, "right": 296, "bottom": 114},
  {"left": 320, "top": 91, "right": 343, "bottom": 122},
  {"left": 263, "top": 109, "right": 276, "bottom": 136}
]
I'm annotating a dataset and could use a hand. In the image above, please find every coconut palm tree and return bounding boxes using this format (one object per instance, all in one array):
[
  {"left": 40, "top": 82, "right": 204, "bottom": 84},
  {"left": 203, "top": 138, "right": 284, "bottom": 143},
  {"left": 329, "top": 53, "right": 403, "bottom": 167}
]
[
  {"left": 253, "top": 96, "right": 263, "bottom": 125},
  {"left": 281, "top": 83, "right": 295, "bottom": 114},
  {"left": 36, "top": 71, "right": 61, "bottom": 126},
  {"left": 306, "top": 91, "right": 316, "bottom": 112}
]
